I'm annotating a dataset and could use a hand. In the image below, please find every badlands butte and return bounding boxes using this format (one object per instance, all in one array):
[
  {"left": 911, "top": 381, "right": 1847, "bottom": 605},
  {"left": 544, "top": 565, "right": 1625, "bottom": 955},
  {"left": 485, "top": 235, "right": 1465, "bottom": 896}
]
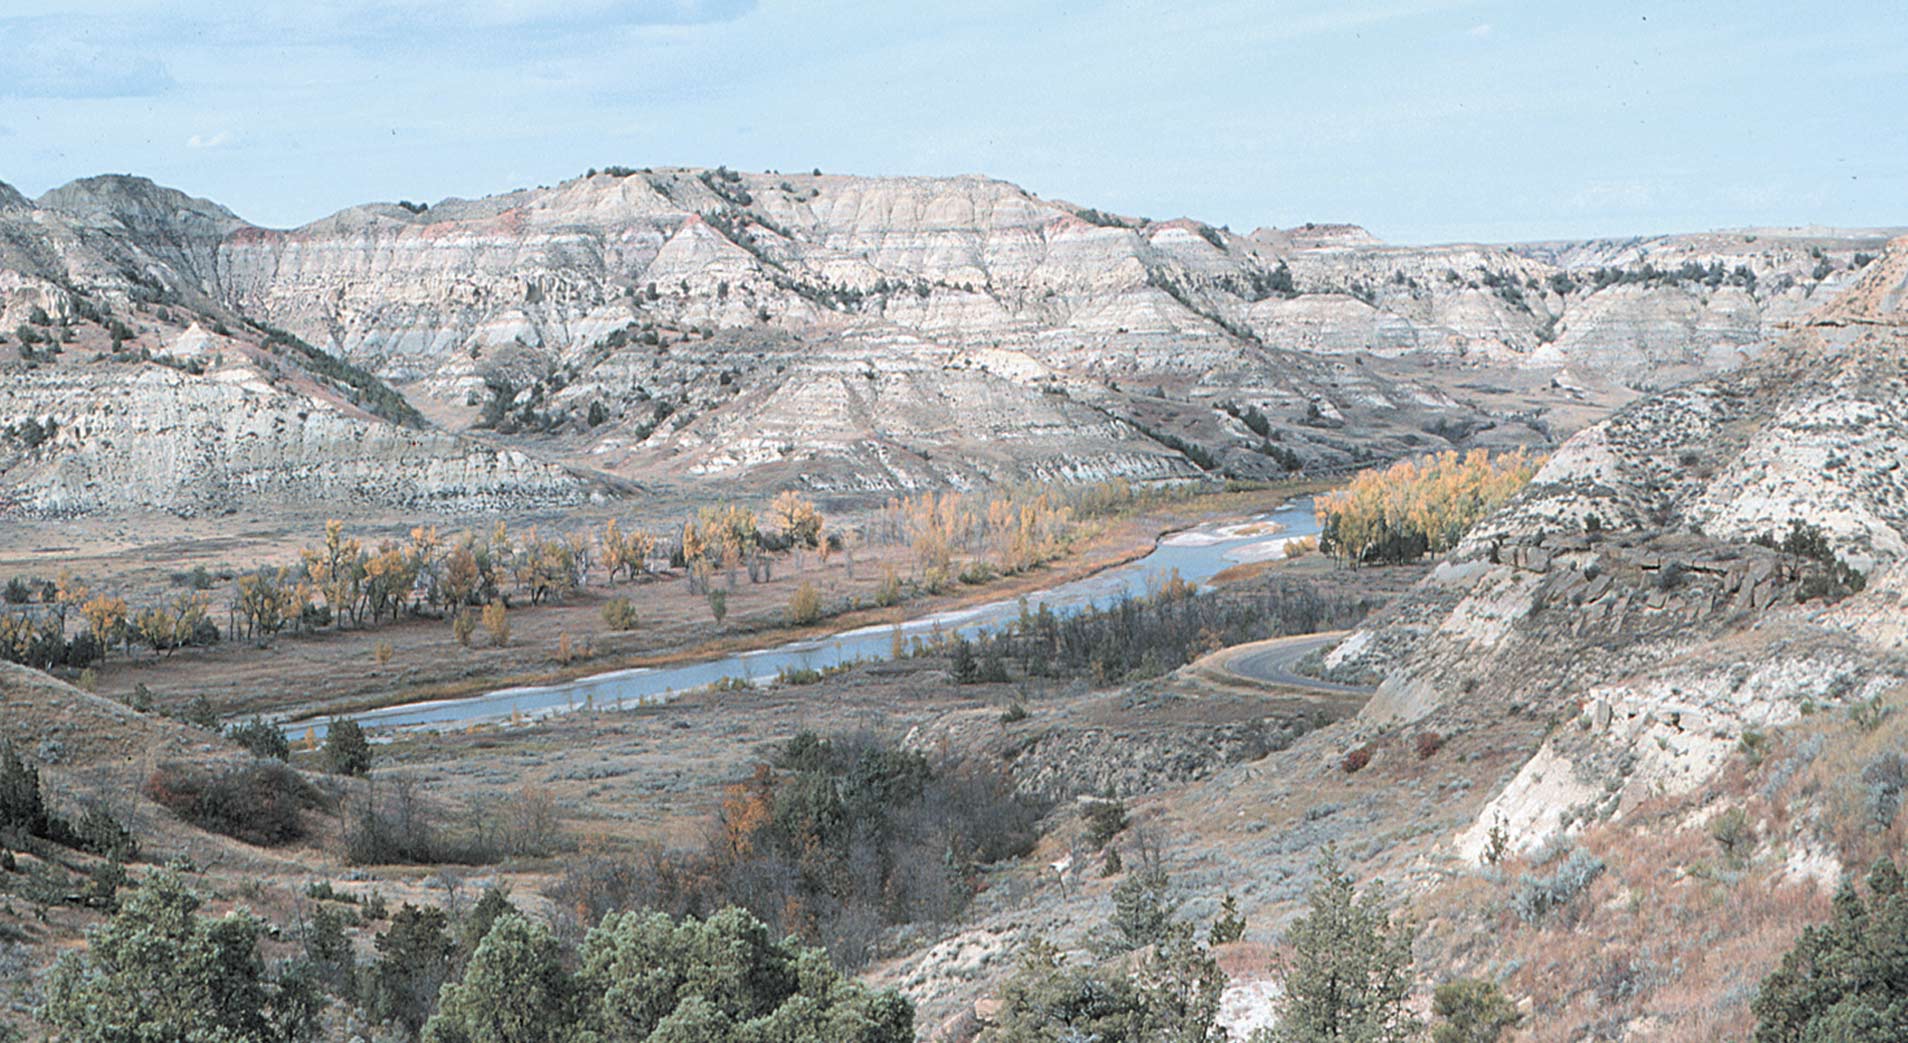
[
  {"left": 2, "top": 165, "right": 1908, "bottom": 1043},
  {"left": 0, "top": 167, "right": 1897, "bottom": 523}
]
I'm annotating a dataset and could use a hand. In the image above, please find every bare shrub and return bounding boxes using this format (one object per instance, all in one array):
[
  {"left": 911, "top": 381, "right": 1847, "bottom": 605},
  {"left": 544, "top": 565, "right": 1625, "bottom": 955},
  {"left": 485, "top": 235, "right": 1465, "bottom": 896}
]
[
  {"left": 344, "top": 777, "right": 496, "bottom": 865},
  {"left": 545, "top": 731, "right": 1045, "bottom": 969},
  {"left": 144, "top": 761, "right": 323, "bottom": 846},
  {"left": 496, "top": 786, "right": 566, "bottom": 858}
]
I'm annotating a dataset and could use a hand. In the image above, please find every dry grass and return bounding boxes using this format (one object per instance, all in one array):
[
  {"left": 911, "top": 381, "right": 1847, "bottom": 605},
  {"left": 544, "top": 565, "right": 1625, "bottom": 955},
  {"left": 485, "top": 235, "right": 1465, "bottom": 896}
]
[{"left": 1408, "top": 688, "right": 1908, "bottom": 1042}]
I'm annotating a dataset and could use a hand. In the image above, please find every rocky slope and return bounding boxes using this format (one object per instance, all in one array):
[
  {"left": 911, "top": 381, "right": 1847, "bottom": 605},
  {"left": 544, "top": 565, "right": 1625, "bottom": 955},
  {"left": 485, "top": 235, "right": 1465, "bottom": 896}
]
[
  {"left": 875, "top": 236, "right": 1908, "bottom": 1042},
  {"left": 206, "top": 171, "right": 1889, "bottom": 391},
  {"left": 0, "top": 354, "right": 594, "bottom": 517},
  {"left": 0, "top": 183, "right": 598, "bottom": 517},
  {"left": 1320, "top": 233, "right": 1908, "bottom": 853},
  {"left": 1, "top": 169, "right": 1899, "bottom": 515}
]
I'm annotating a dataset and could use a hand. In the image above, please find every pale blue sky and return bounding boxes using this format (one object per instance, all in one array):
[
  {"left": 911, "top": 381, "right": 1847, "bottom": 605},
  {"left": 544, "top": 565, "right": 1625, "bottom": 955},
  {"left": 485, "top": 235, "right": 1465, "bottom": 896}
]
[{"left": 2, "top": 1, "right": 1903, "bottom": 243}]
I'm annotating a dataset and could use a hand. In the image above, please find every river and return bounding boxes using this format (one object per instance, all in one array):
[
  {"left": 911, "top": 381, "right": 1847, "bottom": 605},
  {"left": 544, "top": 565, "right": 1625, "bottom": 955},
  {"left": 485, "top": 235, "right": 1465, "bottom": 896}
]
[{"left": 308, "top": 497, "right": 1321, "bottom": 735}]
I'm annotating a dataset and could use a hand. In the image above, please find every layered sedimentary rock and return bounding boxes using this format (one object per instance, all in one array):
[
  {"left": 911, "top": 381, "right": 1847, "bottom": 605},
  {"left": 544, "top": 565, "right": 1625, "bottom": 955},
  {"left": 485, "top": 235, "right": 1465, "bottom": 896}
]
[
  {"left": 0, "top": 169, "right": 1898, "bottom": 514},
  {"left": 0, "top": 337, "right": 592, "bottom": 517},
  {"left": 201, "top": 170, "right": 1893, "bottom": 389}
]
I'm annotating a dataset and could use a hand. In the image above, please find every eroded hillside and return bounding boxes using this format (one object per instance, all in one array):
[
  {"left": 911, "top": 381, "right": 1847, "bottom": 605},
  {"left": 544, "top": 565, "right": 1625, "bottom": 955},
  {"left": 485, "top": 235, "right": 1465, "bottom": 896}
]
[
  {"left": 2, "top": 169, "right": 1896, "bottom": 516},
  {"left": 861, "top": 237, "right": 1908, "bottom": 1040}
]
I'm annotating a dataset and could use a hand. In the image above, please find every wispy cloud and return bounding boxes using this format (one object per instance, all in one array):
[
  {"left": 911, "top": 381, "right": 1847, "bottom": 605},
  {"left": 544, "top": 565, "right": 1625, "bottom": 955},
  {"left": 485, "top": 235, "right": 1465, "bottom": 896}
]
[
  {"left": 1222, "top": 0, "right": 1490, "bottom": 46},
  {"left": 1567, "top": 178, "right": 1656, "bottom": 213},
  {"left": 0, "top": 0, "right": 1898, "bottom": 243},
  {"left": 171, "top": 0, "right": 759, "bottom": 48},
  {"left": 0, "top": 16, "right": 175, "bottom": 98},
  {"left": 461, "top": 0, "right": 757, "bottom": 29}
]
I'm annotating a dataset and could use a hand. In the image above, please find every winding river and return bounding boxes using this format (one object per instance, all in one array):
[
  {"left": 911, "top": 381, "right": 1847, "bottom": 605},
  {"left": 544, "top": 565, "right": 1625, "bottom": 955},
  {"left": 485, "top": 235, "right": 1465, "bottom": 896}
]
[{"left": 314, "top": 497, "right": 1321, "bottom": 735}]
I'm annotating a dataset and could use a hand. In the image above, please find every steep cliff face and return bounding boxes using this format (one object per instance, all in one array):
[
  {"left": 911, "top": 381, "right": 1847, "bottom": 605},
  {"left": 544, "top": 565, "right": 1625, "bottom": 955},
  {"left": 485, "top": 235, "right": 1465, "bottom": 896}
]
[
  {"left": 0, "top": 365, "right": 589, "bottom": 517},
  {"left": 195, "top": 171, "right": 1896, "bottom": 498},
  {"left": 1265, "top": 229, "right": 1885, "bottom": 385}
]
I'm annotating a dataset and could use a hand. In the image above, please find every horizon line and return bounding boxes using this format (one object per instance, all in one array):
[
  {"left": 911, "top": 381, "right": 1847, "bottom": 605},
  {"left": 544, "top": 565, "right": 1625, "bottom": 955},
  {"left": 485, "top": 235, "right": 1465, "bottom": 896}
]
[{"left": 7, "top": 167, "right": 1904, "bottom": 252}]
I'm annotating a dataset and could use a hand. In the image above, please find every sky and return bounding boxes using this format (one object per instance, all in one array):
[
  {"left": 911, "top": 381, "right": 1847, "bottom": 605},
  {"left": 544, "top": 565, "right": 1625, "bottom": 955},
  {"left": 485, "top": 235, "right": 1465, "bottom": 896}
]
[{"left": 1, "top": 0, "right": 1903, "bottom": 243}]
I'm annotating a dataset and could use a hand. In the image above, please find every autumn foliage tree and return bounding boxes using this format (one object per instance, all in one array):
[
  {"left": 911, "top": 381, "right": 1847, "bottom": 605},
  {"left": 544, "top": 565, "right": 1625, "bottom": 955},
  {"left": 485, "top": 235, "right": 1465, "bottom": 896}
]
[
  {"left": 1316, "top": 449, "right": 1542, "bottom": 566},
  {"left": 481, "top": 601, "right": 510, "bottom": 647},
  {"left": 771, "top": 490, "right": 825, "bottom": 567},
  {"left": 235, "top": 568, "right": 297, "bottom": 640},
  {"left": 787, "top": 581, "right": 823, "bottom": 625},
  {"left": 600, "top": 518, "right": 658, "bottom": 584},
  {"left": 80, "top": 594, "right": 128, "bottom": 656},
  {"left": 875, "top": 486, "right": 1086, "bottom": 591}
]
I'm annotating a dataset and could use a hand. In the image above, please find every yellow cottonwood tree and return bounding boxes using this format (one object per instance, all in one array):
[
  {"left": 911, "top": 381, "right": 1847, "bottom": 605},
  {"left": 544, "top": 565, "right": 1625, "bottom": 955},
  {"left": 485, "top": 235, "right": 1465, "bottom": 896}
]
[{"left": 1316, "top": 449, "right": 1542, "bottom": 565}]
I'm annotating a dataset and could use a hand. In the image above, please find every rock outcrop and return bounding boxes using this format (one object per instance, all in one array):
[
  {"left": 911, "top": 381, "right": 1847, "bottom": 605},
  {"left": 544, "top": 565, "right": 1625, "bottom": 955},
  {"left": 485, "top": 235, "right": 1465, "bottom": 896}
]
[{"left": 1322, "top": 237, "right": 1908, "bottom": 857}]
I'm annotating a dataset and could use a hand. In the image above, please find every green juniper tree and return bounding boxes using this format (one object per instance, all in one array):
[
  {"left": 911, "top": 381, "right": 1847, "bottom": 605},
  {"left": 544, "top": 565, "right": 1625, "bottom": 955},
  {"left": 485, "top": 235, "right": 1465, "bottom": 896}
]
[
  {"left": 1110, "top": 858, "right": 1180, "bottom": 951},
  {"left": 1209, "top": 893, "right": 1247, "bottom": 946},
  {"left": 304, "top": 903, "right": 356, "bottom": 1000},
  {"left": 324, "top": 718, "right": 373, "bottom": 776},
  {"left": 1263, "top": 847, "right": 1420, "bottom": 1043},
  {"left": 0, "top": 740, "right": 50, "bottom": 842},
  {"left": 425, "top": 914, "right": 576, "bottom": 1043},
  {"left": 423, "top": 906, "right": 913, "bottom": 1043},
  {"left": 229, "top": 716, "right": 292, "bottom": 760},
  {"left": 989, "top": 927, "right": 1228, "bottom": 1043},
  {"left": 1431, "top": 979, "right": 1520, "bottom": 1043},
  {"left": 368, "top": 903, "right": 457, "bottom": 1040},
  {"left": 41, "top": 869, "right": 322, "bottom": 1043},
  {"left": 1754, "top": 857, "right": 1908, "bottom": 1042},
  {"left": 457, "top": 884, "right": 519, "bottom": 962}
]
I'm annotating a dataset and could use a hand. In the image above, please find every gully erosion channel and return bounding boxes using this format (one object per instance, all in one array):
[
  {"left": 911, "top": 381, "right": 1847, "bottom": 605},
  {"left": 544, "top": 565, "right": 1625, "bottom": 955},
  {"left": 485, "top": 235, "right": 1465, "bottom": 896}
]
[{"left": 293, "top": 498, "right": 1324, "bottom": 738}]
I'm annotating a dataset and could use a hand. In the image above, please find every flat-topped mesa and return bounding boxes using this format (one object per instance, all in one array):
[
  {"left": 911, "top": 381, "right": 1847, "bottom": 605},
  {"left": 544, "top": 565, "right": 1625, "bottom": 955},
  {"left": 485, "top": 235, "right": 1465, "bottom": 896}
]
[{"left": 1282, "top": 223, "right": 1384, "bottom": 249}]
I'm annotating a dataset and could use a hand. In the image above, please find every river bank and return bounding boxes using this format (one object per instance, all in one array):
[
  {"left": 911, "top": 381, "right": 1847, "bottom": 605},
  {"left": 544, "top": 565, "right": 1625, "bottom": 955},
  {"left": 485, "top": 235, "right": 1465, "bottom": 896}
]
[
  {"left": 79, "top": 482, "right": 1331, "bottom": 728},
  {"left": 312, "top": 493, "right": 1324, "bottom": 734}
]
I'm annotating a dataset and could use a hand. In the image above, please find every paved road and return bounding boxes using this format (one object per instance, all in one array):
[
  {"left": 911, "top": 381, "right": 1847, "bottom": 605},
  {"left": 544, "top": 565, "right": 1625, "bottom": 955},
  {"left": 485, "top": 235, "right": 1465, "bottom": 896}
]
[{"left": 1203, "top": 630, "right": 1375, "bottom": 696}]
